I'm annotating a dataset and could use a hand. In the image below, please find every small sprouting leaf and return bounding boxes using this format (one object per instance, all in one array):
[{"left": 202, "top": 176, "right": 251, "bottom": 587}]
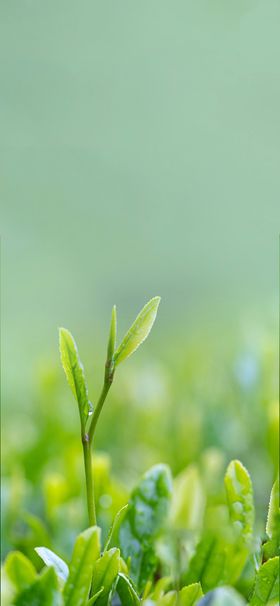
[
  {"left": 158, "top": 591, "right": 177, "bottom": 605},
  {"left": 249, "top": 556, "right": 279, "bottom": 606},
  {"left": 263, "top": 479, "right": 280, "bottom": 558},
  {"left": 116, "top": 572, "right": 140, "bottom": 605},
  {"left": 224, "top": 460, "right": 254, "bottom": 544},
  {"left": 63, "top": 526, "right": 101, "bottom": 606},
  {"left": 113, "top": 297, "right": 160, "bottom": 366},
  {"left": 59, "top": 328, "right": 90, "bottom": 427},
  {"left": 35, "top": 547, "right": 69, "bottom": 582},
  {"left": 179, "top": 582, "right": 203, "bottom": 605},
  {"left": 87, "top": 587, "right": 104, "bottom": 605},
  {"left": 197, "top": 587, "right": 246, "bottom": 605},
  {"left": 107, "top": 305, "right": 117, "bottom": 362},
  {"left": 90, "top": 547, "right": 120, "bottom": 606},
  {"left": 119, "top": 464, "right": 172, "bottom": 592},
  {"left": 171, "top": 465, "right": 205, "bottom": 531},
  {"left": 14, "top": 566, "right": 63, "bottom": 606},
  {"left": 151, "top": 576, "right": 172, "bottom": 600},
  {"left": 4, "top": 551, "right": 36, "bottom": 593},
  {"left": 104, "top": 504, "right": 129, "bottom": 551}
]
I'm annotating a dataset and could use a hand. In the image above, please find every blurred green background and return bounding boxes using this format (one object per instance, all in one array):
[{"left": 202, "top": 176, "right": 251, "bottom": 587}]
[{"left": 1, "top": 0, "right": 279, "bottom": 561}]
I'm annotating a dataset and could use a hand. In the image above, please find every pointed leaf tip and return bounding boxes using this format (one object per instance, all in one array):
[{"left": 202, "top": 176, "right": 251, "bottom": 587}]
[
  {"left": 107, "top": 305, "right": 117, "bottom": 361},
  {"left": 113, "top": 296, "right": 161, "bottom": 366}
]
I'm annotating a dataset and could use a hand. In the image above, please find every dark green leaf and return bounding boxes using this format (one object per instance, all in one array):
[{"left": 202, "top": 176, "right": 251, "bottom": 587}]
[
  {"left": 14, "top": 567, "right": 63, "bottom": 606},
  {"left": 91, "top": 547, "right": 120, "bottom": 606},
  {"left": 249, "top": 557, "right": 279, "bottom": 606},
  {"left": 183, "top": 535, "right": 227, "bottom": 593},
  {"left": 87, "top": 587, "right": 104, "bottom": 605},
  {"left": 116, "top": 572, "right": 140, "bottom": 605},
  {"left": 119, "top": 464, "right": 172, "bottom": 592}
]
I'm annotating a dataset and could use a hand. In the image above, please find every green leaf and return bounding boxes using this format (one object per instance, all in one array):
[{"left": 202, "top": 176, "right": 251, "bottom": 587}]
[
  {"left": 14, "top": 566, "right": 63, "bottom": 606},
  {"left": 224, "top": 460, "right": 254, "bottom": 544},
  {"left": 63, "top": 526, "right": 101, "bottom": 606},
  {"left": 4, "top": 551, "right": 36, "bottom": 593},
  {"left": 59, "top": 327, "right": 90, "bottom": 427},
  {"left": 107, "top": 305, "right": 117, "bottom": 362},
  {"left": 35, "top": 547, "right": 69, "bottom": 582},
  {"left": 113, "top": 297, "right": 160, "bottom": 366},
  {"left": 179, "top": 583, "right": 203, "bottom": 605},
  {"left": 87, "top": 587, "right": 104, "bottom": 605},
  {"left": 91, "top": 547, "right": 120, "bottom": 606},
  {"left": 197, "top": 587, "right": 246, "bottom": 605},
  {"left": 263, "top": 479, "right": 280, "bottom": 558},
  {"left": 249, "top": 557, "right": 279, "bottom": 606},
  {"left": 152, "top": 577, "right": 172, "bottom": 600},
  {"left": 158, "top": 591, "right": 177, "bottom": 605},
  {"left": 171, "top": 465, "right": 205, "bottom": 531},
  {"left": 116, "top": 572, "right": 140, "bottom": 605},
  {"left": 183, "top": 535, "right": 227, "bottom": 593},
  {"left": 104, "top": 504, "right": 129, "bottom": 551},
  {"left": 119, "top": 463, "right": 172, "bottom": 592}
]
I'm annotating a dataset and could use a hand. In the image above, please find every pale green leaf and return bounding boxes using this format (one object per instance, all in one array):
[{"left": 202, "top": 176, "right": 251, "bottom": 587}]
[
  {"left": 157, "top": 591, "right": 177, "bottom": 605},
  {"left": 35, "top": 547, "right": 69, "bottom": 582},
  {"left": 113, "top": 297, "right": 160, "bottom": 366},
  {"left": 249, "top": 557, "right": 279, "bottom": 606},
  {"left": 63, "top": 526, "right": 101, "bottom": 606},
  {"left": 152, "top": 577, "right": 172, "bottom": 600},
  {"left": 59, "top": 327, "right": 90, "bottom": 426},
  {"left": 171, "top": 465, "right": 205, "bottom": 531},
  {"left": 224, "top": 460, "right": 254, "bottom": 544},
  {"left": 179, "top": 583, "right": 203, "bottom": 605}
]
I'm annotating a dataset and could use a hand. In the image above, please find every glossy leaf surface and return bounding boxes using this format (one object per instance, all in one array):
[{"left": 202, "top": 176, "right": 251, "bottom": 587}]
[{"left": 35, "top": 547, "right": 69, "bottom": 582}]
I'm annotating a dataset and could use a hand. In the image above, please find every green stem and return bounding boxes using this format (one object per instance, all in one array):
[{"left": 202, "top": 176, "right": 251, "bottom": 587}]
[
  {"left": 82, "top": 362, "right": 114, "bottom": 526},
  {"left": 88, "top": 372, "right": 113, "bottom": 444},
  {"left": 82, "top": 434, "right": 96, "bottom": 526}
]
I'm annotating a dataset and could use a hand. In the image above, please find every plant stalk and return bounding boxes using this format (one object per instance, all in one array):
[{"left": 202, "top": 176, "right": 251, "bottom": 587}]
[
  {"left": 88, "top": 365, "right": 114, "bottom": 445},
  {"left": 83, "top": 362, "right": 114, "bottom": 526},
  {"left": 82, "top": 434, "right": 96, "bottom": 526}
]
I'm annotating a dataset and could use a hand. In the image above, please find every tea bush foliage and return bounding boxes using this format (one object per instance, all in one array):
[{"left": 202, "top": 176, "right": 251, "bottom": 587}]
[{"left": 1, "top": 300, "right": 279, "bottom": 605}]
